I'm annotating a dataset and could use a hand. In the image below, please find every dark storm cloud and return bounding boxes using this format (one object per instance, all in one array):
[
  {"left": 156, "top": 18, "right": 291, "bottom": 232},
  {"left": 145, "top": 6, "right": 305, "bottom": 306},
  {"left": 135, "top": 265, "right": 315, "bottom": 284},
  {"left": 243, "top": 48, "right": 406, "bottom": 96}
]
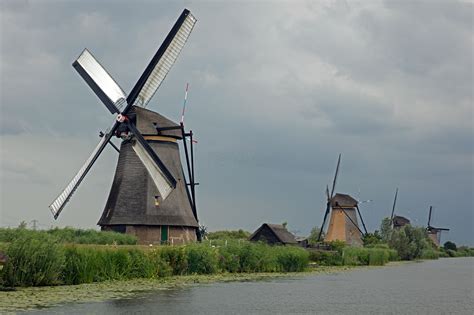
[{"left": 0, "top": 1, "right": 472, "bottom": 244}]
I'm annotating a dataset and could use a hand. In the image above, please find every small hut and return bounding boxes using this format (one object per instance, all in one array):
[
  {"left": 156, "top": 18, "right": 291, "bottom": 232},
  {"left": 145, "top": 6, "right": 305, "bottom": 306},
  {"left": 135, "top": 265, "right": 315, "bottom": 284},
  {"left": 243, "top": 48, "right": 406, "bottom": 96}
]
[{"left": 249, "top": 223, "right": 298, "bottom": 245}]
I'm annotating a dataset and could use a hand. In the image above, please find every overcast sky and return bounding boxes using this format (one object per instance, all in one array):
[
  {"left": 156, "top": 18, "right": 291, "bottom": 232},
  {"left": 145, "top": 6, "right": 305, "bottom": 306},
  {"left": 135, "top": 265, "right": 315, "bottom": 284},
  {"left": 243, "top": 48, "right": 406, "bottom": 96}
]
[{"left": 1, "top": 0, "right": 472, "bottom": 245}]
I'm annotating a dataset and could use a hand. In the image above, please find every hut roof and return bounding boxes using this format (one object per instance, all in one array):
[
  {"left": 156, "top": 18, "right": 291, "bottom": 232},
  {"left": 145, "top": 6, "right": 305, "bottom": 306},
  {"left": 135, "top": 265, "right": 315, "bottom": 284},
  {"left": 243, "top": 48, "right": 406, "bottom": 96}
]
[
  {"left": 330, "top": 193, "right": 358, "bottom": 208},
  {"left": 249, "top": 223, "right": 298, "bottom": 244}
]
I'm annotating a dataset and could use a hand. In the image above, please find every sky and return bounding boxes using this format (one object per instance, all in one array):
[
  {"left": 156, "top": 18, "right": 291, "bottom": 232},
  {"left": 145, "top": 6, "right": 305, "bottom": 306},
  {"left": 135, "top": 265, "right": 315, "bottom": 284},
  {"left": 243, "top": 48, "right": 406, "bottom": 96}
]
[{"left": 0, "top": 0, "right": 472, "bottom": 245}]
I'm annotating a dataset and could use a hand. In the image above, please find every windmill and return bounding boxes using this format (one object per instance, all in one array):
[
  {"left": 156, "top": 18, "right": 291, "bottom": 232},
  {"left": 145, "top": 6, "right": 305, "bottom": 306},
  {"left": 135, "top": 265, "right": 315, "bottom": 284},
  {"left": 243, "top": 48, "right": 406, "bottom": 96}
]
[
  {"left": 317, "top": 154, "right": 367, "bottom": 246},
  {"left": 389, "top": 188, "right": 410, "bottom": 229},
  {"left": 426, "top": 206, "right": 449, "bottom": 247},
  {"left": 49, "top": 9, "right": 200, "bottom": 245}
]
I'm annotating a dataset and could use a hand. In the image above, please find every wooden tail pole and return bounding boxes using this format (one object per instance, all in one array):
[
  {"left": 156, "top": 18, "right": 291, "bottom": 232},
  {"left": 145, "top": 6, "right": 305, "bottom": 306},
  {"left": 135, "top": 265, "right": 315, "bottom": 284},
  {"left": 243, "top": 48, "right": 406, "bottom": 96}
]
[
  {"left": 317, "top": 202, "right": 330, "bottom": 242},
  {"left": 181, "top": 83, "right": 189, "bottom": 124},
  {"left": 428, "top": 206, "right": 433, "bottom": 227},
  {"left": 356, "top": 205, "right": 368, "bottom": 235},
  {"left": 390, "top": 188, "right": 398, "bottom": 227}
]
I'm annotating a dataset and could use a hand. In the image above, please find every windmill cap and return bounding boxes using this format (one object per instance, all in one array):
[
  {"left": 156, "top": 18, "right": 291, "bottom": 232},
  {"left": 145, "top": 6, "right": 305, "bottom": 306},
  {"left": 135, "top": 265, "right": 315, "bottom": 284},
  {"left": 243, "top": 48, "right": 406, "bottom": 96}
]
[
  {"left": 330, "top": 193, "right": 358, "bottom": 207},
  {"left": 132, "top": 106, "right": 182, "bottom": 139}
]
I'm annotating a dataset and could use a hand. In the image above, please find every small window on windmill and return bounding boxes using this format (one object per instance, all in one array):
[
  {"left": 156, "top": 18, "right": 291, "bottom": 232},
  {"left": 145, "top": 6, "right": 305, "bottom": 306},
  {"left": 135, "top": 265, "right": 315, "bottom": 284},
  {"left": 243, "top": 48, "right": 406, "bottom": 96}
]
[{"left": 154, "top": 195, "right": 160, "bottom": 207}]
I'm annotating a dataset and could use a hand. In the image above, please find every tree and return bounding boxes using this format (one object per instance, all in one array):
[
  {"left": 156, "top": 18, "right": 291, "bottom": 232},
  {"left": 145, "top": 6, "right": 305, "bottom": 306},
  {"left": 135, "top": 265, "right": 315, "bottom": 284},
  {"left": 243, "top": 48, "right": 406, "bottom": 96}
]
[
  {"left": 307, "top": 226, "right": 324, "bottom": 245},
  {"left": 380, "top": 217, "right": 392, "bottom": 242},
  {"left": 362, "top": 231, "right": 383, "bottom": 246},
  {"left": 443, "top": 241, "right": 457, "bottom": 251},
  {"left": 389, "top": 225, "right": 431, "bottom": 260}
]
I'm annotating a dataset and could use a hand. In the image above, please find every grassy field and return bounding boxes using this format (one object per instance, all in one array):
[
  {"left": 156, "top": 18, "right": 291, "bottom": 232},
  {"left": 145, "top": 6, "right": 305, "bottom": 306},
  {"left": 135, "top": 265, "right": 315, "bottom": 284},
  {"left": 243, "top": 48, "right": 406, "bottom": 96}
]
[{"left": 0, "top": 230, "right": 310, "bottom": 287}]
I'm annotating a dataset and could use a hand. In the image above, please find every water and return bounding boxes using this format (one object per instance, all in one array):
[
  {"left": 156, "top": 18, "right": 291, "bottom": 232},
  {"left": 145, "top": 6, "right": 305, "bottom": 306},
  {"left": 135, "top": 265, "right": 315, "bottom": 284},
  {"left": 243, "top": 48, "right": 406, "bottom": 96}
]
[{"left": 28, "top": 258, "right": 473, "bottom": 314}]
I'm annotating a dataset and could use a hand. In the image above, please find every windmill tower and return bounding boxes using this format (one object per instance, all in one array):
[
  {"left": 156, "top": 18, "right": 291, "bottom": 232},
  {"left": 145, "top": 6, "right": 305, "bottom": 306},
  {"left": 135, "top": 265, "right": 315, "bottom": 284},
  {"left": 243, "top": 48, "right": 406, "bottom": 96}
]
[
  {"left": 49, "top": 9, "right": 200, "bottom": 245},
  {"left": 426, "top": 206, "right": 449, "bottom": 247},
  {"left": 389, "top": 188, "right": 410, "bottom": 229},
  {"left": 317, "top": 154, "right": 367, "bottom": 246}
]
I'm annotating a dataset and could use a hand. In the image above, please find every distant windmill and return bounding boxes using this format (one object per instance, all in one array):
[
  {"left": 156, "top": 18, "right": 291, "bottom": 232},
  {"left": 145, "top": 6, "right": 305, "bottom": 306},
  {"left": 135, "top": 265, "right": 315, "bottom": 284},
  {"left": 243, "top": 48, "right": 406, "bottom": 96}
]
[
  {"left": 426, "top": 206, "right": 449, "bottom": 247},
  {"left": 389, "top": 188, "right": 410, "bottom": 229},
  {"left": 49, "top": 9, "right": 200, "bottom": 245},
  {"left": 317, "top": 154, "right": 367, "bottom": 246}
]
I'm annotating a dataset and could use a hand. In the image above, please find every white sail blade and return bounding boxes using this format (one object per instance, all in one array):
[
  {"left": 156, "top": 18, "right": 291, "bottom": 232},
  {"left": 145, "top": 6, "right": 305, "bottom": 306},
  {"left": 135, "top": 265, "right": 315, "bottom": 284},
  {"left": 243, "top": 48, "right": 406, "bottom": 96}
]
[
  {"left": 131, "top": 140, "right": 174, "bottom": 200},
  {"left": 49, "top": 134, "right": 110, "bottom": 218},
  {"left": 73, "top": 49, "right": 127, "bottom": 114},
  {"left": 134, "top": 12, "right": 197, "bottom": 108}
]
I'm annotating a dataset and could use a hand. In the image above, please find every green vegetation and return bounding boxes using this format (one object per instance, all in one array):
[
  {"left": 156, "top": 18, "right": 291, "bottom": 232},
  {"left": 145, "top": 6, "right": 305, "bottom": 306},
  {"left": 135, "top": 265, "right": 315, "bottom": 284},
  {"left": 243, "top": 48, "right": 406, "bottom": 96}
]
[
  {"left": 439, "top": 242, "right": 474, "bottom": 257},
  {"left": 1, "top": 233, "right": 64, "bottom": 287},
  {"left": 0, "top": 231, "right": 309, "bottom": 287},
  {"left": 206, "top": 229, "right": 250, "bottom": 240},
  {"left": 308, "top": 243, "right": 398, "bottom": 267},
  {"left": 443, "top": 241, "right": 457, "bottom": 251},
  {"left": 388, "top": 224, "right": 431, "bottom": 260},
  {"left": 0, "top": 227, "right": 137, "bottom": 245},
  {"left": 2, "top": 223, "right": 472, "bottom": 290},
  {"left": 307, "top": 227, "right": 324, "bottom": 246}
]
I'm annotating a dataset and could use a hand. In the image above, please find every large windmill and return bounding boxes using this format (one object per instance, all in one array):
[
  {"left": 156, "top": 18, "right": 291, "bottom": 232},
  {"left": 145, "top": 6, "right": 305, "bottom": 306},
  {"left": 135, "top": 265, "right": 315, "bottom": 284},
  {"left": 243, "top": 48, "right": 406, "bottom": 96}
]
[
  {"left": 317, "top": 154, "right": 367, "bottom": 246},
  {"left": 49, "top": 9, "right": 200, "bottom": 245},
  {"left": 389, "top": 188, "right": 411, "bottom": 229},
  {"left": 426, "top": 206, "right": 449, "bottom": 247}
]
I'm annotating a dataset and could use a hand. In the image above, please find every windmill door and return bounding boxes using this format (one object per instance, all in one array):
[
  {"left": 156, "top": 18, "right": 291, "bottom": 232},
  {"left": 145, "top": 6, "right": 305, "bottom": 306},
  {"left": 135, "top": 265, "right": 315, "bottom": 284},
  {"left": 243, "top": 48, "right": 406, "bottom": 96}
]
[{"left": 161, "top": 226, "right": 169, "bottom": 243}]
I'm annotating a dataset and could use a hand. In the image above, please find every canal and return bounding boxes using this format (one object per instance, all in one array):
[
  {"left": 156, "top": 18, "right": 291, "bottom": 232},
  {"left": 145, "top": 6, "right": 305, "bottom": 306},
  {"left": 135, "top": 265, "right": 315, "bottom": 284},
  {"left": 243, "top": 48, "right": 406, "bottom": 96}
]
[{"left": 27, "top": 257, "right": 473, "bottom": 314}]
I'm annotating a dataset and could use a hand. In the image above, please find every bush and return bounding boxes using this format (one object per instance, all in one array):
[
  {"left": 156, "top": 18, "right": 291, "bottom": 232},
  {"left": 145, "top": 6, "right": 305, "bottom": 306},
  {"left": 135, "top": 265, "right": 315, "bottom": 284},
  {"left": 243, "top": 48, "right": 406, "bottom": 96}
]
[
  {"left": 0, "top": 227, "right": 137, "bottom": 245},
  {"left": 420, "top": 249, "right": 440, "bottom": 260},
  {"left": 62, "top": 246, "right": 99, "bottom": 284},
  {"left": 327, "top": 240, "right": 346, "bottom": 253},
  {"left": 207, "top": 230, "right": 250, "bottom": 240},
  {"left": 62, "top": 246, "right": 158, "bottom": 284},
  {"left": 157, "top": 246, "right": 188, "bottom": 275},
  {"left": 275, "top": 246, "right": 309, "bottom": 272},
  {"left": 388, "top": 225, "right": 432, "bottom": 260},
  {"left": 1, "top": 237, "right": 310, "bottom": 287},
  {"left": 457, "top": 246, "right": 474, "bottom": 257},
  {"left": 342, "top": 247, "right": 394, "bottom": 266},
  {"left": 362, "top": 232, "right": 383, "bottom": 247},
  {"left": 308, "top": 250, "right": 343, "bottom": 266},
  {"left": 218, "top": 243, "right": 242, "bottom": 273},
  {"left": 443, "top": 241, "right": 457, "bottom": 251},
  {"left": 2, "top": 234, "right": 65, "bottom": 286},
  {"left": 186, "top": 244, "right": 218, "bottom": 274}
]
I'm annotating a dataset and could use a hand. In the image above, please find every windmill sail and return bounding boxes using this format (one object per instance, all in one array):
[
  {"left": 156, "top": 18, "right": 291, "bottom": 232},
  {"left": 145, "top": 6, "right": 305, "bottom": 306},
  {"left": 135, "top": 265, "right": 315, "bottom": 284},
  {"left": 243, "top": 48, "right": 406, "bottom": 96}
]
[
  {"left": 127, "top": 9, "right": 197, "bottom": 108},
  {"left": 131, "top": 140, "right": 174, "bottom": 200},
  {"left": 49, "top": 128, "right": 114, "bottom": 218},
  {"left": 73, "top": 49, "right": 126, "bottom": 114},
  {"left": 50, "top": 9, "right": 195, "bottom": 221}
]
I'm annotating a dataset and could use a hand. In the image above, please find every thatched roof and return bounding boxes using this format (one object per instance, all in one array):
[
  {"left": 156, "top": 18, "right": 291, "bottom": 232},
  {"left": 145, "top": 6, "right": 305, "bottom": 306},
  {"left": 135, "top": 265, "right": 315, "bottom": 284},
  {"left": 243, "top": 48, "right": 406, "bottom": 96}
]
[
  {"left": 249, "top": 223, "right": 298, "bottom": 244},
  {"left": 98, "top": 108, "right": 198, "bottom": 228},
  {"left": 330, "top": 193, "right": 358, "bottom": 208}
]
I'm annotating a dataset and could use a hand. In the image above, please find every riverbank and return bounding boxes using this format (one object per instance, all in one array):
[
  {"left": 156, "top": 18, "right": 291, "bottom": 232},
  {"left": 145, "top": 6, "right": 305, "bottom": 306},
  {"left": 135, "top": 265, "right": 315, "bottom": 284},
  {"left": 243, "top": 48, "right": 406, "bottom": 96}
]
[{"left": 0, "top": 265, "right": 366, "bottom": 312}]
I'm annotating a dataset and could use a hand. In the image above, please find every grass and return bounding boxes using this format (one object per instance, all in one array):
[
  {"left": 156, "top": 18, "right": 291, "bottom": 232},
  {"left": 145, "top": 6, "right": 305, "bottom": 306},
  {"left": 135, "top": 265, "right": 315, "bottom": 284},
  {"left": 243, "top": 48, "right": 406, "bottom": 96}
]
[
  {"left": 0, "top": 236, "right": 310, "bottom": 287},
  {"left": 0, "top": 227, "right": 137, "bottom": 245}
]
